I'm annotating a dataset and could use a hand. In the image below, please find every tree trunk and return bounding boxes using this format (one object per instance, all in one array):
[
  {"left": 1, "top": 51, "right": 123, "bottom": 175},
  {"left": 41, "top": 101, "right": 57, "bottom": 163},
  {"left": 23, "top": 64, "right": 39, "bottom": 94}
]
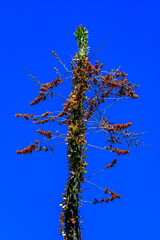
[{"left": 61, "top": 25, "right": 89, "bottom": 240}]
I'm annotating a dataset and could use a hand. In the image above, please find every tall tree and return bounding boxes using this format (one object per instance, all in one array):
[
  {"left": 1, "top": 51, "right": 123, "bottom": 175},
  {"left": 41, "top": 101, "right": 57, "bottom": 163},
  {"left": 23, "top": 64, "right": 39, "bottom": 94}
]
[{"left": 16, "top": 25, "right": 145, "bottom": 240}]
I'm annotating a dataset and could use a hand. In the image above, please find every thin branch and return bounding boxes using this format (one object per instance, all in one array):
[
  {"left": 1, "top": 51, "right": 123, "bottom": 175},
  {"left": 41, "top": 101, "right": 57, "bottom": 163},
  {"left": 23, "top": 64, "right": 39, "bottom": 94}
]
[
  {"left": 85, "top": 115, "right": 101, "bottom": 125},
  {"left": 85, "top": 130, "right": 103, "bottom": 135},
  {"left": 84, "top": 120, "right": 98, "bottom": 123},
  {"left": 84, "top": 179, "right": 105, "bottom": 192},
  {"left": 80, "top": 200, "right": 93, "bottom": 204},
  {"left": 54, "top": 67, "right": 62, "bottom": 76},
  {"left": 59, "top": 71, "right": 72, "bottom": 78},
  {"left": 101, "top": 70, "right": 109, "bottom": 74},
  {"left": 104, "top": 97, "right": 128, "bottom": 100},
  {"left": 86, "top": 127, "right": 100, "bottom": 130},
  {"left": 86, "top": 143, "right": 107, "bottom": 151},
  {"left": 85, "top": 123, "right": 99, "bottom": 126},
  {"left": 82, "top": 187, "right": 91, "bottom": 191},
  {"left": 70, "top": 55, "right": 77, "bottom": 67},
  {"left": 112, "top": 65, "right": 121, "bottom": 75},
  {"left": 51, "top": 91, "right": 68, "bottom": 101},
  {"left": 86, "top": 96, "right": 126, "bottom": 123},
  {"left": 86, "top": 167, "right": 106, "bottom": 179},
  {"left": 91, "top": 98, "right": 122, "bottom": 120},
  {"left": 88, "top": 37, "right": 107, "bottom": 61},
  {"left": 25, "top": 67, "right": 41, "bottom": 86},
  {"left": 40, "top": 134, "right": 67, "bottom": 145},
  {"left": 52, "top": 51, "right": 69, "bottom": 72},
  {"left": 32, "top": 114, "right": 66, "bottom": 120},
  {"left": 25, "top": 67, "right": 71, "bottom": 87},
  {"left": 49, "top": 142, "right": 66, "bottom": 147},
  {"left": 61, "top": 75, "right": 72, "bottom": 83},
  {"left": 120, "top": 131, "right": 149, "bottom": 147}
]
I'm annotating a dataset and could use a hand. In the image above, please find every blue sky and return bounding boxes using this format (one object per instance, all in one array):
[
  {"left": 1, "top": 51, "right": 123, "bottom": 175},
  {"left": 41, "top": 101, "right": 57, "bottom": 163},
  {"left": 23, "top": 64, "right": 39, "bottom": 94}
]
[{"left": 0, "top": 0, "right": 160, "bottom": 239}]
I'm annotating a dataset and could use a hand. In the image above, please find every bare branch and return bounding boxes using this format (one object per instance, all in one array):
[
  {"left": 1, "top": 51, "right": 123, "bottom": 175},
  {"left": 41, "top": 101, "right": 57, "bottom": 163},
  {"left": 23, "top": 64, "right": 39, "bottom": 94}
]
[
  {"left": 86, "top": 167, "right": 106, "bottom": 179},
  {"left": 40, "top": 134, "right": 67, "bottom": 145},
  {"left": 85, "top": 130, "right": 103, "bottom": 135},
  {"left": 51, "top": 91, "right": 68, "bottom": 101},
  {"left": 91, "top": 98, "right": 122, "bottom": 120},
  {"left": 86, "top": 127, "right": 100, "bottom": 130},
  {"left": 82, "top": 187, "right": 91, "bottom": 191},
  {"left": 86, "top": 115, "right": 101, "bottom": 124},
  {"left": 80, "top": 200, "right": 93, "bottom": 204},
  {"left": 88, "top": 37, "right": 107, "bottom": 61},
  {"left": 86, "top": 143, "right": 107, "bottom": 151},
  {"left": 25, "top": 67, "right": 41, "bottom": 86},
  {"left": 49, "top": 142, "right": 66, "bottom": 147},
  {"left": 84, "top": 179, "right": 105, "bottom": 192},
  {"left": 52, "top": 51, "right": 69, "bottom": 72}
]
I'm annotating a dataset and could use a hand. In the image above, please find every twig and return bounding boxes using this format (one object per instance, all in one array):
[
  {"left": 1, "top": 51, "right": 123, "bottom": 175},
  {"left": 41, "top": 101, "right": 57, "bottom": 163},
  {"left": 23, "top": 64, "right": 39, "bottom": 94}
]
[
  {"left": 85, "top": 130, "right": 103, "bottom": 135},
  {"left": 91, "top": 98, "right": 122, "bottom": 120},
  {"left": 52, "top": 51, "right": 69, "bottom": 72},
  {"left": 86, "top": 116, "right": 101, "bottom": 125},
  {"left": 40, "top": 134, "right": 67, "bottom": 145},
  {"left": 49, "top": 142, "right": 66, "bottom": 147},
  {"left": 88, "top": 37, "right": 107, "bottom": 61},
  {"left": 84, "top": 179, "right": 105, "bottom": 192},
  {"left": 54, "top": 67, "right": 61, "bottom": 76},
  {"left": 86, "top": 127, "right": 100, "bottom": 130},
  {"left": 59, "top": 71, "right": 72, "bottom": 78},
  {"left": 51, "top": 91, "right": 68, "bottom": 101},
  {"left": 85, "top": 123, "right": 99, "bottom": 126},
  {"left": 86, "top": 167, "right": 106, "bottom": 179},
  {"left": 86, "top": 143, "right": 107, "bottom": 151},
  {"left": 80, "top": 200, "right": 93, "bottom": 204},
  {"left": 25, "top": 67, "right": 41, "bottom": 86},
  {"left": 82, "top": 187, "right": 91, "bottom": 191},
  {"left": 120, "top": 131, "right": 149, "bottom": 147},
  {"left": 61, "top": 75, "right": 72, "bottom": 83}
]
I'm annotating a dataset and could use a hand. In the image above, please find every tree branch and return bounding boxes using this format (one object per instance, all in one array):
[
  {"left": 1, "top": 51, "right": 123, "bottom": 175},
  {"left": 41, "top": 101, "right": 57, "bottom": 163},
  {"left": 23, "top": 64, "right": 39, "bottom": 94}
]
[
  {"left": 84, "top": 179, "right": 105, "bottom": 192},
  {"left": 86, "top": 143, "right": 107, "bottom": 150},
  {"left": 86, "top": 167, "right": 106, "bottom": 179},
  {"left": 88, "top": 37, "right": 107, "bottom": 61}
]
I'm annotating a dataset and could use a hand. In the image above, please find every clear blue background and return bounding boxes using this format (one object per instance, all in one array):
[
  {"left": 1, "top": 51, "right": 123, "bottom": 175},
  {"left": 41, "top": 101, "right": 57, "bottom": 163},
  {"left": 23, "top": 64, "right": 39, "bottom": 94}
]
[{"left": 0, "top": 0, "right": 160, "bottom": 239}]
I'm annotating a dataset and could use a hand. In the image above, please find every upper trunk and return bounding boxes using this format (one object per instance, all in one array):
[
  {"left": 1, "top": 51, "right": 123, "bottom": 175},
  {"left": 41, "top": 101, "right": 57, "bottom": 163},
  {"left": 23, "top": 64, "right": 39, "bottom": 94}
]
[{"left": 60, "top": 25, "right": 89, "bottom": 240}]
